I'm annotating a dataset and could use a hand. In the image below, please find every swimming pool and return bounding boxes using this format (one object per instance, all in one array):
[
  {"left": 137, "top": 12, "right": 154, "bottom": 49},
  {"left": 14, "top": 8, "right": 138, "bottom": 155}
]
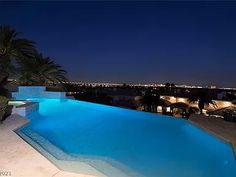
[{"left": 16, "top": 98, "right": 236, "bottom": 177}]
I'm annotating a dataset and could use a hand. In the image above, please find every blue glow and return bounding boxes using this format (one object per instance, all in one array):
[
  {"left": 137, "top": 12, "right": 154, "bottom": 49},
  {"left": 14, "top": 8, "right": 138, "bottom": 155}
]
[{"left": 18, "top": 98, "right": 236, "bottom": 177}]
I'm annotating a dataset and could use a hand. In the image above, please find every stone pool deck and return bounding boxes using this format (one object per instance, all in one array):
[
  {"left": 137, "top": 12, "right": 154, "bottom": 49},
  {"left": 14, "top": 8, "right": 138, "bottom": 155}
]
[
  {"left": 189, "top": 114, "right": 236, "bottom": 154},
  {"left": 0, "top": 114, "right": 100, "bottom": 177}
]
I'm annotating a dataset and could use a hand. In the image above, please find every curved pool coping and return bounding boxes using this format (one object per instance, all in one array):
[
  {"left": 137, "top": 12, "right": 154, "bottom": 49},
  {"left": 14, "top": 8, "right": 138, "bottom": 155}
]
[{"left": 15, "top": 123, "right": 142, "bottom": 177}]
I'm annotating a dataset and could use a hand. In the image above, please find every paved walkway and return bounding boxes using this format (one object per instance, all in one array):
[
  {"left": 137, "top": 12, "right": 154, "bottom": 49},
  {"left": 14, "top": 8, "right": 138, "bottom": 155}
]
[
  {"left": 0, "top": 114, "right": 99, "bottom": 177},
  {"left": 189, "top": 114, "right": 236, "bottom": 154}
]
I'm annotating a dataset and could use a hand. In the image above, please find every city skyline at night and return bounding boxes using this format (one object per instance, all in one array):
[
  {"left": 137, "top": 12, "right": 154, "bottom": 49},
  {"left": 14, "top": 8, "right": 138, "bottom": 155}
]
[{"left": 1, "top": 1, "right": 236, "bottom": 87}]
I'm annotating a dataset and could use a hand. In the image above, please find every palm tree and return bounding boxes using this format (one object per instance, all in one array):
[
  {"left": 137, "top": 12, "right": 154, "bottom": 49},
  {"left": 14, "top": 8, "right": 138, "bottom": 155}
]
[
  {"left": 0, "top": 26, "right": 36, "bottom": 76},
  {"left": 139, "top": 90, "right": 168, "bottom": 113},
  {"left": 139, "top": 92, "right": 154, "bottom": 112},
  {"left": 188, "top": 91, "right": 217, "bottom": 114},
  {"left": 170, "top": 83, "right": 175, "bottom": 88},
  {"left": 18, "top": 53, "right": 67, "bottom": 85},
  {"left": 0, "top": 76, "right": 11, "bottom": 98},
  {"left": 165, "top": 83, "right": 170, "bottom": 88}
]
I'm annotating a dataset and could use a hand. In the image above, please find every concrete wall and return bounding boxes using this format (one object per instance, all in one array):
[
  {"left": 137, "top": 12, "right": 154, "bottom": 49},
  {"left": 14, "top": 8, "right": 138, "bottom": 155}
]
[{"left": 12, "top": 86, "right": 66, "bottom": 99}]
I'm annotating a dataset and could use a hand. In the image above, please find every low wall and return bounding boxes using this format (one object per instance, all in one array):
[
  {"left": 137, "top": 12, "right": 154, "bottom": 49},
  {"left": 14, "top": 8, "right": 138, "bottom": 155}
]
[
  {"left": 12, "top": 86, "right": 66, "bottom": 99},
  {"left": 12, "top": 101, "right": 39, "bottom": 116}
]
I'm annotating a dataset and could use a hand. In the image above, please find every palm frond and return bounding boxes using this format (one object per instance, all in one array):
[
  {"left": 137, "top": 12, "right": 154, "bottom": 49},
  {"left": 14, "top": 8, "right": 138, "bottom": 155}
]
[
  {"left": 18, "top": 53, "right": 67, "bottom": 85},
  {"left": 0, "top": 25, "right": 36, "bottom": 74}
]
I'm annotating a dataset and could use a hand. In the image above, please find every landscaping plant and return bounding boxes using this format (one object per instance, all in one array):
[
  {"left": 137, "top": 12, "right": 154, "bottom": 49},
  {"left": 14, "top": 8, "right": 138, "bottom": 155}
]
[{"left": 0, "top": 96, "right": 8, "bottom": 123}]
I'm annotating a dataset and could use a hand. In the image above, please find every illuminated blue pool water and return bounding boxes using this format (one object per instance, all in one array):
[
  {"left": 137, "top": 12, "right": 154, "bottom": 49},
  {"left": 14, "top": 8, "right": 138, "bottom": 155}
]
[{"left": 17, "top": 98, "right": 236, "bottom": 177}]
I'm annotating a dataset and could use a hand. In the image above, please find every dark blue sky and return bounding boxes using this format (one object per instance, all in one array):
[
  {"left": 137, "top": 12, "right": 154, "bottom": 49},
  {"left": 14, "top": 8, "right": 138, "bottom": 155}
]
[{"left": 1, "top": 1, "right": 236, "bottom": 87}]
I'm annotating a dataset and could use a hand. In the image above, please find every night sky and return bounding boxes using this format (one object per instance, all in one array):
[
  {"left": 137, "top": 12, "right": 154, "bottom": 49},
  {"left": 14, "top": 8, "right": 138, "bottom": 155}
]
[{"left": 1, "top": 1, "right": 236, "bottom": 87}]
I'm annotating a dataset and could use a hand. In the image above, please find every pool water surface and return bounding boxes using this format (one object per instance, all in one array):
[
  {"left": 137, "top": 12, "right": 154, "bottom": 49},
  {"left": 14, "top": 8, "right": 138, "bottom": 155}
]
[{"left": 17, "top": 98, "right": 236, "bottom": 177}]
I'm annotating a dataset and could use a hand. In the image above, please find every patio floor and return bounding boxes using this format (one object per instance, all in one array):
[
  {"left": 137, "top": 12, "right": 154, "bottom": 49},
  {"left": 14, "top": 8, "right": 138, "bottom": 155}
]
[{"left": 189, "top": 114, "right": 236, "bottom": 155}]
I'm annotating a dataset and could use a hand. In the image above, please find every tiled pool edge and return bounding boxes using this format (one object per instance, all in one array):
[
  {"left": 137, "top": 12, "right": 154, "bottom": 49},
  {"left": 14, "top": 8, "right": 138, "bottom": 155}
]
[
  {"left": 15, "top": 130, "right": 107, "bottom": 177},
  {"left": 12, "top": 118, "right": 107, "bottom": 177},
  {"left": 15, "top": 128, "right": 140, "bottom": 177}
]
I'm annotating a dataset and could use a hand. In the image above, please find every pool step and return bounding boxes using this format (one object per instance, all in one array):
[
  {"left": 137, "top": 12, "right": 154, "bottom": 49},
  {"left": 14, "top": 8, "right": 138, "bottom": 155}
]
[{"left": 16, "top": 129, "right": 141, "bottom": 177}]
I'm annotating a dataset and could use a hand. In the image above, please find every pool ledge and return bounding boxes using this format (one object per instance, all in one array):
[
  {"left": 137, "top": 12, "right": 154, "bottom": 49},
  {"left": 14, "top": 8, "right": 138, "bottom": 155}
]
[
  {"left": 0, "top": 114, "right": 100, "bottom": 177},
  {"left": 10, "top": 100, "right": 39, "bottom": 117}
]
